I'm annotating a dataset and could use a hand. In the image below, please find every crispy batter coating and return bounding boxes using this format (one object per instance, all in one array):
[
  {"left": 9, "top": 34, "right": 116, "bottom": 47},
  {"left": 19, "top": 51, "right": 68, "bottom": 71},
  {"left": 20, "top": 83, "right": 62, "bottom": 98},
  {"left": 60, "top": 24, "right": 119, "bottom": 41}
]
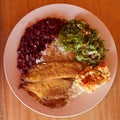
[
  {"left": 19, "top": 78, "right": 73, "bottom": 108},
  {"left": 21, "top": 62, "right": 83, "bottom": 82}
]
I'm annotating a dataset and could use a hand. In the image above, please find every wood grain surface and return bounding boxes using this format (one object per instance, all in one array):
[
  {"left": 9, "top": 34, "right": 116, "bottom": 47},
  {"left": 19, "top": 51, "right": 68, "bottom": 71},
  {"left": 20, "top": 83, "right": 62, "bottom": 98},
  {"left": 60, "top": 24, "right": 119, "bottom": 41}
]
[{"left": 0, "top": 0, "right": 120, "bottom": 120}]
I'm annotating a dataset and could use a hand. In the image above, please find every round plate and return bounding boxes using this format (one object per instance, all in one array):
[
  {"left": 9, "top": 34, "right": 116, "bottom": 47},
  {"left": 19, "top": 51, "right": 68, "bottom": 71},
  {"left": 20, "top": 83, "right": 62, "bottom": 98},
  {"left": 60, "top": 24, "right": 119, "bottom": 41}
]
[{"left": 4, "top": 4, "right": 118, "bottom": 118}]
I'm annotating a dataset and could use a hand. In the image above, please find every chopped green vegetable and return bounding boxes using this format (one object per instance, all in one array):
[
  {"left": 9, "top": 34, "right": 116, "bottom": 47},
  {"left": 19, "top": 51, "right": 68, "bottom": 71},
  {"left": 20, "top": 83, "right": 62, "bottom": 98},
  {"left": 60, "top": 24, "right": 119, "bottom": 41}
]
[{"left": 57, "top": 19, "right": 108, "bottom": 66}]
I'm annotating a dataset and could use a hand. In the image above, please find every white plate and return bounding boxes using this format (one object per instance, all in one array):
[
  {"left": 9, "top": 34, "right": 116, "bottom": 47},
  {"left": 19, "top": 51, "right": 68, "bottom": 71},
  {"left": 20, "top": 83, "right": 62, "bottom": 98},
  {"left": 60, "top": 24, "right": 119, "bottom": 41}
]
[{"left": 3, "top": 4, "right": 118, "bottom": 118}]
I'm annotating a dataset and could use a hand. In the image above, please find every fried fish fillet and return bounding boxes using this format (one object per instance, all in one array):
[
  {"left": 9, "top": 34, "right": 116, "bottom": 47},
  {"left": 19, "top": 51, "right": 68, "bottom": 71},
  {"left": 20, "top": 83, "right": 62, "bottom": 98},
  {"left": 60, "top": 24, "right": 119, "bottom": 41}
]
[
  {"left": 19, "top": 78, "right": 73, "bottom": 108},
  {"left": 21, "top": 61, "right": 83, "bottom": 82}
]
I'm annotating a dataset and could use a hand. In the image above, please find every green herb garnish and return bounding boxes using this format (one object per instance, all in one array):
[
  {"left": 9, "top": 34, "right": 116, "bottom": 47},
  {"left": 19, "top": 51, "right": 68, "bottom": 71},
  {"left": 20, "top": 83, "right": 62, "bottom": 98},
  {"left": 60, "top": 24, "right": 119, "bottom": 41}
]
[{"left": 57, "top": 19, "right": 108, "bottom": 66}]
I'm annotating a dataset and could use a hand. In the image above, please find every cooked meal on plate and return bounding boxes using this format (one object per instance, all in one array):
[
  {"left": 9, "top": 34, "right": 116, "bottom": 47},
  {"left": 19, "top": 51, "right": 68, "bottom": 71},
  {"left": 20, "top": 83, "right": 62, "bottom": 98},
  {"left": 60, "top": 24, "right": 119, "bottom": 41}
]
[{"left": 17, "top": 17, "right": 111, "bottom": 108}]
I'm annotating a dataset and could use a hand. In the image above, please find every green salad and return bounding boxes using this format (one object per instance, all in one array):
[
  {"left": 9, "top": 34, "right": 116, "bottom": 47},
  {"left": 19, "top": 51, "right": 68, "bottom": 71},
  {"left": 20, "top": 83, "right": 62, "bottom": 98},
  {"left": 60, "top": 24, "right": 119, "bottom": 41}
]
[{"left": 56, "top": 19, "right": 107, "bottom": 66}]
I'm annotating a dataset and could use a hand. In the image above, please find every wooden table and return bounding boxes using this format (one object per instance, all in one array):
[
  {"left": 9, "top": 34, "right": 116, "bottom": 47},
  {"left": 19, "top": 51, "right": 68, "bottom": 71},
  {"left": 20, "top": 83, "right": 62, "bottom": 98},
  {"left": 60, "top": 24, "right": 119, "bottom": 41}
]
[{"left": 0, "top": 0, "right": 120, "bottom": 120}]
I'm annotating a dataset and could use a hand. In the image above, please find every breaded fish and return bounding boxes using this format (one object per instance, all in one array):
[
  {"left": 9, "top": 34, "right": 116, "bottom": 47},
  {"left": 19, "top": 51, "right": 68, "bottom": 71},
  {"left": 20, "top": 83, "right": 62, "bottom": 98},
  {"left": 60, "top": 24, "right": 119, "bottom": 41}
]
[
  {"left": 21, "top": 61, "right": 83, "bottom": 82},
  {"left": 19, "top": 78, "right": 73, "bottom": 108}
]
